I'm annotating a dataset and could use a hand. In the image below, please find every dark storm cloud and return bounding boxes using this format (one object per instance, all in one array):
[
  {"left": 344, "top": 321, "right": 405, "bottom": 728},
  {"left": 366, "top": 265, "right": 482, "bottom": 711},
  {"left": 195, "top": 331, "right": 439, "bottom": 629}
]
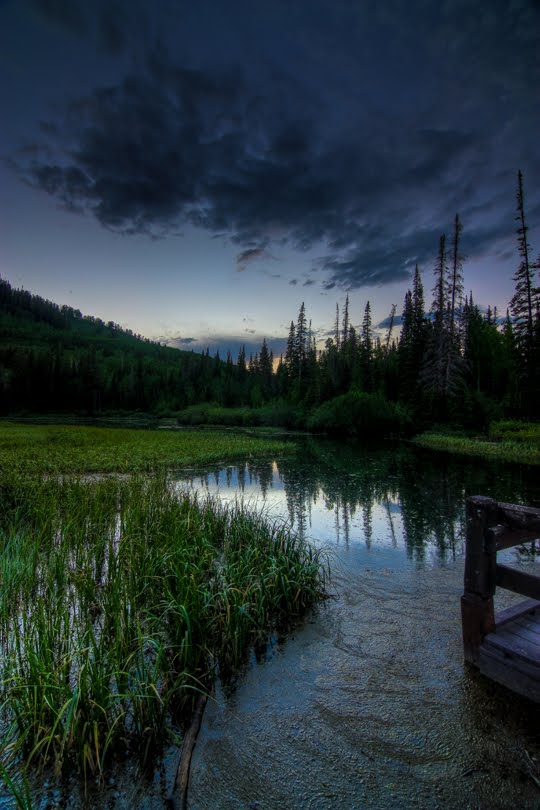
[
  {"left": 14, "top": 0, "right": 540, "bottom": 291},
  {"left": 26, "top": 0, "right": 136, "bottom": 53},
  {"left": 28, "top": 0, "right": 87, "bottom": 35}
]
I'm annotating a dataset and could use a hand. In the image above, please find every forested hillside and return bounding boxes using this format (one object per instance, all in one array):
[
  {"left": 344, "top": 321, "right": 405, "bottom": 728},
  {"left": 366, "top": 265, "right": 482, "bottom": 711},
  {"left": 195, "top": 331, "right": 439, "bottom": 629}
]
[
  {"left": 1, "top": 173, "right": 539, "bottom": 431},
  {"left": 0, "top": 278, "right": 234, "bottom": 414}
]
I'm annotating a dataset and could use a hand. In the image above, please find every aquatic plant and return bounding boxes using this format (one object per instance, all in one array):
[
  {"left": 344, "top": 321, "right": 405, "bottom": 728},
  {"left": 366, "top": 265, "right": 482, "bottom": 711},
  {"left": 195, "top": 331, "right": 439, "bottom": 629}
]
[
  {"left": 0, "top": 422, "right": 292, "bottom": 475},
  {"left": 0, "top": 472, "right": 326, "bottom": 800}
]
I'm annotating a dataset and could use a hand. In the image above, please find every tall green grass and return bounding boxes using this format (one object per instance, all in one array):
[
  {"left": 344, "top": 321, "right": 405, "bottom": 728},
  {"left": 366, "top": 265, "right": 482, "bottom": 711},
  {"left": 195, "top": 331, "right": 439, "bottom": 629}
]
[
  {"left": 0, "top": 471, "right": 326, "bottom": 801},
  {"left": 413, "top": 421, "right": 540, "bottom": 465}
]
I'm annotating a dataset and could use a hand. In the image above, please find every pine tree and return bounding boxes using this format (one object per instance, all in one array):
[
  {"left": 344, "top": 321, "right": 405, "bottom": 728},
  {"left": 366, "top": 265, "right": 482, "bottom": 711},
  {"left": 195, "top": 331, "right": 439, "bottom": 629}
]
[
  {"left": 285, "top": 320, "right": 297, "bottom": 381},
  {"left": 341, "top": 295, "right": 350, "bottom": 350},
  {"left": 295, "top": 302, "right": 308, "bottom": 376},
  {"left": 510, "top": 171, "right": 536, "bottom": 350},
  {"left": 360, "top": 301, "right": 373, "bottom": 391},
  {"left": 448, "top": 213, "right": 464, "bottom": 345},
  {"left": 334, "top": 303, "right": 340, "bottom": 351},
  {"left": 423, "top": 235, "right": 448, "bottom": 399},
  {"left": 258, "top": 337, "right": 273, "bottom": 399},
  {"left": 385, "top": 304, "right": 397, "bottom": 350}
]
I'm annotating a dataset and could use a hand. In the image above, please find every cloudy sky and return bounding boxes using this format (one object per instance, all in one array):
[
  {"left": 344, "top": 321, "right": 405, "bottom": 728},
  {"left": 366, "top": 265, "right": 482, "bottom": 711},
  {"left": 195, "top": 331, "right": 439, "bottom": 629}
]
[{"left": 1, "top": 0, "right": 539, "bottom": 356}]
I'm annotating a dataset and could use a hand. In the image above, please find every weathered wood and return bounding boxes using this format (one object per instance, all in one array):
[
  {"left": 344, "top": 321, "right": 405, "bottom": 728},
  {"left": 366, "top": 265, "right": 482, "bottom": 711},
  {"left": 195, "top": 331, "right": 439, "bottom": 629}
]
[
  {"left": 464, "top": 496, "right": 498, "bottom": 597},
  {"left": 493, "top": 599, "right": 540, "bottom": 628},
  {"left": 492, "top": 526, "right": 540, "bottom": 551},
  {"left": 462, "top": 496, "right": 540, "bottom": 701},
  {"left": 461, "top": 593, "right": 495, "bottom": 665},
  {"left": 509, "top": 617, "right": 540, "bottom": 644},
  {"left": 495, "top": 564, "right": 540, "bottom": 600},
  {"left": 496, "top": 501, "right": 540, "bottom": 534},
  {"left": 462, "top": 497, "right": 498, "bottom": 664},
  {"left": 168, "top": 692, "right": 208, "bottom": 810},
  {"left": 479, "top": 644, "right": 540, "bottom": 703},
  {"left": 485, "top": 625, "right": 540, "bottom": 666},
  {"left": 513, "top": 615, "right": 540, "bottom": 639}
]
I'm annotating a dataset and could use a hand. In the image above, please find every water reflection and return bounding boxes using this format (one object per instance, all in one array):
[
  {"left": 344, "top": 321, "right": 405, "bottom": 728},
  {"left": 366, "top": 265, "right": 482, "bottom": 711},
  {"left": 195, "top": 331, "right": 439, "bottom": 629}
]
[
  {"left": 186, "top": 440, "right": 540, "bottom": 810},
  {"left": 178, "top": 438, "right": 540, "bottom": 568}
]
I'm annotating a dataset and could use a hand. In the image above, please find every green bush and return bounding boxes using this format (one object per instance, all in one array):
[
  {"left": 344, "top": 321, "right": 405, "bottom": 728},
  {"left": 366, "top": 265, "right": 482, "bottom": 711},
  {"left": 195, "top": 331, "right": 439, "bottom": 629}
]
[
  {"left": 176, "top": 404, "right": 259, "bottom": 426},
  {"left": 257, "top": 400, "right": 304, "bottom": 428},
  {"left": 307, "top": 391, "right": 411, "bottom": 437},
  {"left": 453, "top": 391, "right": 503, "bottom": 432}
]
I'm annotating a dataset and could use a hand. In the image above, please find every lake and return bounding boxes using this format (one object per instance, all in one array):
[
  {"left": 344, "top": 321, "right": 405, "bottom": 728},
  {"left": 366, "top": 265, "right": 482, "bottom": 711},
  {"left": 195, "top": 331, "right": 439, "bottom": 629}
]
[
  {"left": 7, "top": 437, "right": 539, "bottom": 809},
  {"left": 178, "top": 438, "right": 540, "bottom": 810}
]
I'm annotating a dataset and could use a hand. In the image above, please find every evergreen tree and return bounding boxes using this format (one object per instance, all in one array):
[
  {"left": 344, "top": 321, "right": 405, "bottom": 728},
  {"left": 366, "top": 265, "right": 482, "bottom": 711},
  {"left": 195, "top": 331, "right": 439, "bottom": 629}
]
[
  {"left": 384, "top": 304, "right": 397, "bottom": 350},
  {"left": 360, "top": 301, "right": 373, "bottom": 391},
  {"left": 510, "top": 171, "right": 537, "bottom": 351},
  {"left": 295, "top": 302, "right": 308, "bottom": 379},
  {"left": 509, "top": 171, "right": 539, "bottom": 414},
  {"left": 448, "top": 213, "right": 464, "bottom": 345},
  {"left": 285, "top": 320, "right": 297, "bottom": 381},
  {"left": 258, "top": 337, "right": 273, "bottom": 400},
  {"left": 341, "top": 295, "right": 350, "bottom": 349}
]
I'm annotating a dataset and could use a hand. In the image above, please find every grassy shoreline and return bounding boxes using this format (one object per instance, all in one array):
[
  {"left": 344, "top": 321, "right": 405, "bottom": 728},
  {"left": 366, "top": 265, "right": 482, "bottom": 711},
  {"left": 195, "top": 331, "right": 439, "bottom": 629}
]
[
  {"left": 0, "top": 424, "right": 327, "bottom": 804},
  {"left": 413, "top": 420, "right": 540, "bottom": 465},
  {"left": 0, "top": 421, "right": 294, "bottom": 475}
]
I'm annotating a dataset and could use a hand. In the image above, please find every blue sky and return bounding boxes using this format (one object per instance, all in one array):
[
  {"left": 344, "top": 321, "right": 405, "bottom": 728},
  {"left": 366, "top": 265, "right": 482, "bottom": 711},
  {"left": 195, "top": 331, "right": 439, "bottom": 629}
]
[{"left": 1, "top": 0, "right": 539, "bottom": 357}]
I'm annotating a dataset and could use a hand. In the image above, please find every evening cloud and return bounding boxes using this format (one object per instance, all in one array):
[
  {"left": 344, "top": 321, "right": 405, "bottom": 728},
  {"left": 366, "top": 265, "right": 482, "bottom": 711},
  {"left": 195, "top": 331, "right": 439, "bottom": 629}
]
[{"left": 13, "top": 0, "right": 540, "bottom": 291}]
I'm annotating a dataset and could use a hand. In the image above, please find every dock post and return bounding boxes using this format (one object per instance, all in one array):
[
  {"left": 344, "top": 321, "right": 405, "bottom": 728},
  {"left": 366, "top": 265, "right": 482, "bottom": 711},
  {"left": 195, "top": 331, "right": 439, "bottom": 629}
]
[{"left": 461, "top": 496, "right": 498, "bottom": 665}]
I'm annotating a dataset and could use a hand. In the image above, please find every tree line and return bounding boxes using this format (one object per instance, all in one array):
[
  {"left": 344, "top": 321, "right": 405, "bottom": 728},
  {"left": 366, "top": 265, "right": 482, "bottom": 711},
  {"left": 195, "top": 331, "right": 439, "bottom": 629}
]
[{"left": 0, "top": 172, "right": 538, "bottom": 432}]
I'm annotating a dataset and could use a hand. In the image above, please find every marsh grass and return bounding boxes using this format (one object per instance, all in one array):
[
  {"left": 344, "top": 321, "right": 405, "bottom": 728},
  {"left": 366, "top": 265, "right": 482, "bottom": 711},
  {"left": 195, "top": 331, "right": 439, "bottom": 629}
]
[
  {"left": 0, "top": 468, "right": 326, "bottom": 803},
  {"left": 413, "top": 421, "right": 540, "bottom": 465},
  {"left": 0, "top": 422, "right": 292, "bottom": 475}
]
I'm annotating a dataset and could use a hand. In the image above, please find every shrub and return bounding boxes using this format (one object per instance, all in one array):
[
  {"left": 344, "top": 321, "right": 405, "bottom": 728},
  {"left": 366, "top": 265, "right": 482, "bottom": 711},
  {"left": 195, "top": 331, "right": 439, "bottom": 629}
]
[{"left": 307, "top": 391, "right": 410, "bottom": 437}]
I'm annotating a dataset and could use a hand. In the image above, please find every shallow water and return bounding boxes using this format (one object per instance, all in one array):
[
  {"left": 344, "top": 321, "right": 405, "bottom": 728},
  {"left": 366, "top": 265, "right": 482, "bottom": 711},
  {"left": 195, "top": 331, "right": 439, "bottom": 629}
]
[
  {"left": 5, "top": 439, "right": 539, "bottom": 809},
  {"left": 179, "top": 439, "right": 540, "bottom": 810}
]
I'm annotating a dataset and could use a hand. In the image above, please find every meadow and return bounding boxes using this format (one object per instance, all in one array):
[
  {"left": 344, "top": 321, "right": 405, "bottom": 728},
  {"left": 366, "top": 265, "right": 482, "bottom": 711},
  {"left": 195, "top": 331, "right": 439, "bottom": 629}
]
[{"left": 0, "top": 424, "right": 326, "bottom": 804}]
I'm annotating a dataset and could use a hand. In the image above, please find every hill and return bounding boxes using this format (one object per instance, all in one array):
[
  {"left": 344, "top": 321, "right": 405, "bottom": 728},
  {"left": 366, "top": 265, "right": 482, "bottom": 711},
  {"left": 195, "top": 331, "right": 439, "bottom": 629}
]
[{"left": 0, "top": 276, "right": 236, "bottom": 415}]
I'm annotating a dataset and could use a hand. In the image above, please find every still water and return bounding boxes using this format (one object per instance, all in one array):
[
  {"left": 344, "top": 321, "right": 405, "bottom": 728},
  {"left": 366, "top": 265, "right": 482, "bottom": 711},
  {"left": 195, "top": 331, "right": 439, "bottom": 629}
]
[
  {"left": 177, "top": 438, "right": 540, "bottom": 810},
  {"left": 19, "top": 438, "right": 538, "bottom": 809}
]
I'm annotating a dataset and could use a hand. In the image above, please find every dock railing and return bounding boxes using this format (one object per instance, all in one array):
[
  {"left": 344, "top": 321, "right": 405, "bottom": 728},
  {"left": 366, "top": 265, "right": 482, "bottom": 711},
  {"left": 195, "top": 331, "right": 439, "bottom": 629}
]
[{"left": 462, "top": 495, "right": 540, "bottom": 666}]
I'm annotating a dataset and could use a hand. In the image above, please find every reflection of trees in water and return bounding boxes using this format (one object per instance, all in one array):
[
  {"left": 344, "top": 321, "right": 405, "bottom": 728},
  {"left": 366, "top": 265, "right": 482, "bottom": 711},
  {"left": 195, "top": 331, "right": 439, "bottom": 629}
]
[
  {"left": 384, "top": 499, "right": 398, "bottom": 548},
  {"left": 275, "top": 440, "right": 537, "bottom": 561},
  {"left": 179, "top": 440, "right": 539, "bottom": 562}
]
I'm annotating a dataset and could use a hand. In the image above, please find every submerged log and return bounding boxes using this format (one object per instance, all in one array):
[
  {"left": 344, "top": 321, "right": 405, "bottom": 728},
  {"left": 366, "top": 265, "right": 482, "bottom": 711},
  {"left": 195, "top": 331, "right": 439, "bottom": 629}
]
[{"left": 168, "top": 692, "right": 208, "bottom": 810}]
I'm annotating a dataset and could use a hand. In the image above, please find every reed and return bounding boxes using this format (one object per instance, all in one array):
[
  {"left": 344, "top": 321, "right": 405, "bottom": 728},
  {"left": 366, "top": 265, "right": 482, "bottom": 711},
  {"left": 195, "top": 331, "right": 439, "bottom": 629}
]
[{"left": 0, "top": 470, "right": 326, "bottom": 802}]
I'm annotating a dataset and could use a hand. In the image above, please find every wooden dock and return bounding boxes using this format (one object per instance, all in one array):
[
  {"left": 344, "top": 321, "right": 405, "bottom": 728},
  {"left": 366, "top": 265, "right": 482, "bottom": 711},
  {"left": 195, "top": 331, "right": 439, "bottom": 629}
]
[{"left": 461, "top": 495, "right": 540, "bottom": 703}]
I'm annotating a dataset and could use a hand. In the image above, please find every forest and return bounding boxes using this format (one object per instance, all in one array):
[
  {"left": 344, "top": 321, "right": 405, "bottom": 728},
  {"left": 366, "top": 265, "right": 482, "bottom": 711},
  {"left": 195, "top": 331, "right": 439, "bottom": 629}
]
[{"left": 1, "top": 172, "right": 538, "bottom": 434}]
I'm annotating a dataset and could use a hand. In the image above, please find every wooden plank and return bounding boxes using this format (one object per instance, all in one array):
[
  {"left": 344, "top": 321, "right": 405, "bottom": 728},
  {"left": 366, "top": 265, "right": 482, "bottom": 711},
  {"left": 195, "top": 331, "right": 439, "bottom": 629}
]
[
  {"left": 497, "top": 501, "right": 540, "bottom": 534},
  {"left": 483, "top": 629, "right": 540, "bottom": 667},
  {"left": 493, "top": 527, "right": 540, "bottom": 551},
  {"left": 508, "top": 619, "right": 540, "bottom": 647},
  {"left": 495, "top": 598, "right": 540, "bottom": 628},
  {"left": 495, "top": 564, "right": 540, "bottom": 600},
  {"left": 513, "top": 615, "right": 540, "bottom": 638},
  {"left": 479, "top": 645, "right": 540, "bottom": 703}
]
